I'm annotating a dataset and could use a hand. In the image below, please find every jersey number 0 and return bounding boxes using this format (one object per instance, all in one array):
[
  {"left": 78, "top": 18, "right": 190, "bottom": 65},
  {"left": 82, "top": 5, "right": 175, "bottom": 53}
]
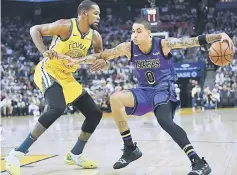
[{"left": 145, "top": 71, "right": 155, "bottom": 84}]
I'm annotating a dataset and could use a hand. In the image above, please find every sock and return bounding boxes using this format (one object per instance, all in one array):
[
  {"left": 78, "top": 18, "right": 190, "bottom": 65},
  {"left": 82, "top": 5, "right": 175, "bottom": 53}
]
[
  {"left": 121, "top": 129, "right": 134, "bottom": 148},
  {"left": 71, "top": 138, "right": 87, "bottom": 155},
  {"left": 16, "top": 133, "right": 36, "bottom": 153},
  {"left": 183, "top": 144, "right": 201, "bottom": 162},
  {"left": 70, "top": 152, "right": 80, "bottom": 159}
]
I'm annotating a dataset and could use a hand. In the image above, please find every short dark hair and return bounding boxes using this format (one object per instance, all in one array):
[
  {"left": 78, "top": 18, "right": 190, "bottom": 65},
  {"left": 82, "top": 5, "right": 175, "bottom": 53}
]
[
  {"left": 134, "top": 18, "right": 151, "bottom": 30},
  {"left": 77, "top": 0, "right": 97, "bottom": 15}
]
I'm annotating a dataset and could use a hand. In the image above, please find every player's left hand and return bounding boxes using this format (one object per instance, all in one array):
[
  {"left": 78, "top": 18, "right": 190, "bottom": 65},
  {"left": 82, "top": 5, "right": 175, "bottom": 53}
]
[
  {"left": 58, "top": 54, "right": 77, "bottom": 67},
  {"left": 220, "top": 32, "right": 234, "bottom": 51},
  {"left": 91, "top": 59, "right": 108, "bottom": 72}
]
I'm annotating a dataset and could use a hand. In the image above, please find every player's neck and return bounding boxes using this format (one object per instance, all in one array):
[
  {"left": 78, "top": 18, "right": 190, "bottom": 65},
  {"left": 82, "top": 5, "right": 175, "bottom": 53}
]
[
  {"left": 138, "top": 38, "right": 152, "bottom": 54},
  {"left": 77, "top": 18, "right": 90, "bottom": 34}
]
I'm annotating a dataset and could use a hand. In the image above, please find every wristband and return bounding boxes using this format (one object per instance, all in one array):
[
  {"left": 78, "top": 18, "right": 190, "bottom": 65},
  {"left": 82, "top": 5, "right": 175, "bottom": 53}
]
[{"left": 198, "top": 35, "right": 208, "bottom": 45}]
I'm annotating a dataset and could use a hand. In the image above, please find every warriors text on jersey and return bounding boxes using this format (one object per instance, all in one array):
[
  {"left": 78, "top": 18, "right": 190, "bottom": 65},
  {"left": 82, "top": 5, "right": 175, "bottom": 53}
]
[{"left": 47, "top": 18, "right": 93, "bottom": 73}]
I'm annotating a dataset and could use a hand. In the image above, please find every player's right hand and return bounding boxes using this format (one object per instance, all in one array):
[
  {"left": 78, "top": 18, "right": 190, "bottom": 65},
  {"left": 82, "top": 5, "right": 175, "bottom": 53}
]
[
  {"left": 43, "top": 50, "right": 58, "bottom": 59},
  {"left": 220, "top": 32, "right": 234, "bottom": 51},
  {"left": 66, "top": 58, "right": 77, "bottom": 67}
]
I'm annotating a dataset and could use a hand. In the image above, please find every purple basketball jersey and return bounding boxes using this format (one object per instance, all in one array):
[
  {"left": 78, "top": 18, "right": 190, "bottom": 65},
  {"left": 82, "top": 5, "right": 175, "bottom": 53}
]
[
  {"left": 131, "top": 37, "right": 176, "bottom": 86},
  {"left": 125, "top": 37, "right": 179, "bottom": 116}
]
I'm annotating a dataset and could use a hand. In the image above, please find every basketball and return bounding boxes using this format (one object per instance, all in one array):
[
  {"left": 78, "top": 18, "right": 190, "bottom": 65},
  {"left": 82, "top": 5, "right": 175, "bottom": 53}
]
[{"left": 209, "top": 41, "right": 234, "bottom": 66}]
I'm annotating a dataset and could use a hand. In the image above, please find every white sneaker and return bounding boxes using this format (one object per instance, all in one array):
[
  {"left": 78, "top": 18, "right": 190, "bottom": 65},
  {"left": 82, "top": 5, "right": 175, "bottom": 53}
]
[
  {"left": 64, "top": 152, "right": 98, "bottom": 169},
  {"left": 5, "top": 149, "right": 25, "bottom": 175}
]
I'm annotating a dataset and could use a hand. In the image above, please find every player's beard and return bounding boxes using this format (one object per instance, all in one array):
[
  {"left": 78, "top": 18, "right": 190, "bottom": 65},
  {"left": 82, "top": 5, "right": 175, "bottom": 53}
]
[{"left": 89, "top": 23, "right": 98, "bottom": 30}]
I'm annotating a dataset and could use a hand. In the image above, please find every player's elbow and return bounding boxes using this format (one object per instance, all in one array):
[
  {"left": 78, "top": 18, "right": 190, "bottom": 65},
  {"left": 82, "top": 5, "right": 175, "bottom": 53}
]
[
  {"left": 30, "top": 25, "right": 41, "bottom": 36},
  {"left": 30, "top": 25, "right": 37, "bottom": 32}
]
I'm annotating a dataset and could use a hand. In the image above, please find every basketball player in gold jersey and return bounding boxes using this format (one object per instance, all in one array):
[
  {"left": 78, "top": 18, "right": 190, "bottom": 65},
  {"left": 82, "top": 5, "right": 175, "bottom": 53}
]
[{"left": 5, "top": 1, "right": 107, "bottom": 174}]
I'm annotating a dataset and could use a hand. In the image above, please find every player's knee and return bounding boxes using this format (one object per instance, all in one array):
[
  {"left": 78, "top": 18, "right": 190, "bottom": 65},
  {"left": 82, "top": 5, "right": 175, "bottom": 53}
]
[
  {"left": 110, "top": 93, "right": 118, "bottom": 103},
  {"left": 156, "top": 116, "right": 171, "bottom": 127},
  {"left": 110, "top": 92, "right": 122, "bottom": 104},
  {"left": 53, "top": 104, "right": 66, "bottom": 115},
  {"left": 92, "top": 107, "right": 103, "bottom": 121},
  {"left": 85, "top": 105, "right": 103, "bottom": 121},
  {"left": 156, "top": 115, "right": 175, "bottom": 133},
  {"left": 154, "top": 105, "right": 174, "bottom": 130},
  {"left": 82, "top": 107, "right": 102, "bottom": 133},
  {"left": 38, "top": 104, "right": 66, "bottom": 128},
  {"left": 48, "top": 104, "right": 65, "bottom": 117}
]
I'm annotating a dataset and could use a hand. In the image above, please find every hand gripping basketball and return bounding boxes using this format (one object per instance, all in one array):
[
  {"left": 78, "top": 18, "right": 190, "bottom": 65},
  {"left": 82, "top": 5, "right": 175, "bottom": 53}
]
[{"left": 209, "top": 33, "right": 235, "bottom": 66}]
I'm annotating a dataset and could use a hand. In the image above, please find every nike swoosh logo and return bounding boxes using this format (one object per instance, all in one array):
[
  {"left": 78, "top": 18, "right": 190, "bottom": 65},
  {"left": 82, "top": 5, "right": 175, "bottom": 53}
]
[
  {"left": 134, "top": 54, "right": 141, "bottom": 56},
  {"left": 153, "top": 52, "right": 160, "bottom": 55}
]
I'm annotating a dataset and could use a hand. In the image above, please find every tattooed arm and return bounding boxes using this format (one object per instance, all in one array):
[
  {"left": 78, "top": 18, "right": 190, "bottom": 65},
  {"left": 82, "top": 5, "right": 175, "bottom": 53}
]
[
  {"left": 161, "top": 32, "right": 234, "bottom": 54},
  {"left": 66, "top": 42, "right": 131, "bottom": 66},
  {"left": 99, "top": 42, "right": 131, "bottom": 60}
]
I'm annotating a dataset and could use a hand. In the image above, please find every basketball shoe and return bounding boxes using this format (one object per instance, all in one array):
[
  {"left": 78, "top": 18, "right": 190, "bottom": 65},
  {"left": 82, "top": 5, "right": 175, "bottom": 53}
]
[
  {"left": 188, "top": 157, "right": 211, "bottom": 175},
  {"left": 64, "top": 152, "right": 98, "bottom": 169},
  {"left": 5, "top": 149, "right": 25, "bottom": 175},
  {"left": 113, "top": 142, "right": 142, "bottom": 169}
]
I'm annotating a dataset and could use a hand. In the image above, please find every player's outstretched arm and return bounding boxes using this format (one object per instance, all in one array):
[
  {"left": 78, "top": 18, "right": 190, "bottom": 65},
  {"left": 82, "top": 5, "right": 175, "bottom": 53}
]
[
  {"left": 68, "top": 42, "right": 131, "bottom": 65},
  {"left": 161, "top": 32, "right": 234, "bottom": 52},
  {"left": 99, "top": 42, "right": 131, "bottom": 60}
]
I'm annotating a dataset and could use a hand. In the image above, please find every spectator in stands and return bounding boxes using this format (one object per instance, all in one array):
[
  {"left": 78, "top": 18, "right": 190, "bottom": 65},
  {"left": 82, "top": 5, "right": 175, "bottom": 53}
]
[
  {"left": 234, "top": 83, "right": 237, "bottom": 107},
  {"left": 220, "top": 85, "right": 235, "bottom": 107},
  {"left": 1, "top": 8, "right": 237, "bottom": 115},
  {"left": 215, "top": 68, "right": 225, "bottom": 85},
  {"left": 230, "top": 83, "right": 237, "bottom": 107},
  {"left": 0, "top": 95, "right": 13, "bottom": 117},
  {"left": 174, "top": 84, "right": 181, "bottom": 103},
  {"left": 192, "top": 84, "right": 204, "bottom": 112},
  {"left": 203, "top": 87, "right": 220, "bottom": 110},
  {"left": 100, "top": 93, "right": 111, "bottom": 113}
]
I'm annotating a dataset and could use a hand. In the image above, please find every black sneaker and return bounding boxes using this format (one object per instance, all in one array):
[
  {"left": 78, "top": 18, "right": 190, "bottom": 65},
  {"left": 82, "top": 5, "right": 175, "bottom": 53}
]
[
  {"left": 188, "top": 157, "right": 211, "bottom": 175},
  {"left": 113, "top": 142, "right": 142, "bottom": 169}
]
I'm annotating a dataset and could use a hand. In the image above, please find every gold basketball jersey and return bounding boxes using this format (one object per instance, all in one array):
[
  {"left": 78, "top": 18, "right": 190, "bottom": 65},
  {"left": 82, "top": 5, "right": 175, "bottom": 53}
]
[{"left": 45, "top": 18, "right": 93, "bottom": 72}]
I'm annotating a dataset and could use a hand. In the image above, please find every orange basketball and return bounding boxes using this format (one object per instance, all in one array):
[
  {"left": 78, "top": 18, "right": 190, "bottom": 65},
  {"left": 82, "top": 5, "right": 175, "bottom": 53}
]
[{"left": 209, "top": 41, "right": 234, "bottom": 66}]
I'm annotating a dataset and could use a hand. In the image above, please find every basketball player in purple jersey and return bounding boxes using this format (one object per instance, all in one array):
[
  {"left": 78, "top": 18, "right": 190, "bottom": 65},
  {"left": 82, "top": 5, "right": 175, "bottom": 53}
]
[{"left": 66, "top": 19, "right": 234, "bottom": 175}]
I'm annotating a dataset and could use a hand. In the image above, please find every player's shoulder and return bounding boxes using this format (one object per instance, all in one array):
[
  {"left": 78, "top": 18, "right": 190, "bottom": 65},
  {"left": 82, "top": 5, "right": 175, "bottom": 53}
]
[
  {"left": 152, "top": 37, "right": 163, "bottom": 43},
  {"left": 49, "top": 19, "right": 71, "bottom": 37},
  {"left": 92, "top": 30, "right": 103, "bottom": 44},
  {"left": 54, "top": 19, "right": 71, "bottom": 27},
  {"left": 93, "top": 30, "right": 101, "bottom": 38}
]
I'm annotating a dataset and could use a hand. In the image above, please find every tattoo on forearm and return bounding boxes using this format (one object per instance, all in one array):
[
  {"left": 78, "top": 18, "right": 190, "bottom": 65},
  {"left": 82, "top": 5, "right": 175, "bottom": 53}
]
[
  {"left": 101, "top": 47, "right": 120, "bottom": 60},
  {"left": 166, "top": 37, "right": 199, "bottom": 49},
  {"left": 206, "top": 34, "right": 222, "bottom": 43},
  {"left": 101, "top": 42, "right": 131, "bottom": 60}
]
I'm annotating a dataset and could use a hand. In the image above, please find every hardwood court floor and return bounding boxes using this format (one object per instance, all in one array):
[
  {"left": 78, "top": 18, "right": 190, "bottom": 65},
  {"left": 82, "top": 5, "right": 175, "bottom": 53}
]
[{"left": 1, "top": 108, "right": 237, "bottom": 175}]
